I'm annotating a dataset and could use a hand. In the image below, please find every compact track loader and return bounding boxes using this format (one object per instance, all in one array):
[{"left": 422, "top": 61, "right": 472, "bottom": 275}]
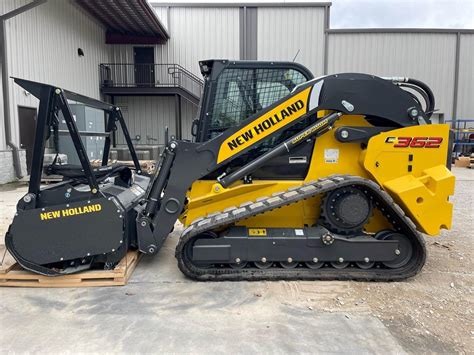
[{"left": 6, "top": 60, "right": 455, "bottom": 281}]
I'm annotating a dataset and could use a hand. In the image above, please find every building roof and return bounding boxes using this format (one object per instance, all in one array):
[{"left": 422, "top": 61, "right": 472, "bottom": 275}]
[
  {"left": 150, "top": 2, "right": 331, "bottom": 7},
  {"left": 75, "top": 0, "right": 169, "bottom": 44}
]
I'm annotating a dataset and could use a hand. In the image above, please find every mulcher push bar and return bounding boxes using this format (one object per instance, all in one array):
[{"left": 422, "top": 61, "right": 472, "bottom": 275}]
[{"left": 218, "top": 111, "right": 342, "bottom": 188}]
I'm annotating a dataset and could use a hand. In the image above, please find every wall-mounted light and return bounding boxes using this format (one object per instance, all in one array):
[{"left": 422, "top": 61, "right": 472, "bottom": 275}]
[{"left": 78, "top": 48, "right": 84, "bottom": 57}]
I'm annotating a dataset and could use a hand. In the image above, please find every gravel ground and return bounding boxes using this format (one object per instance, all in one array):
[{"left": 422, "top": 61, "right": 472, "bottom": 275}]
[{"left": 0, "top": 167, "right": 472, "bottom": 353}]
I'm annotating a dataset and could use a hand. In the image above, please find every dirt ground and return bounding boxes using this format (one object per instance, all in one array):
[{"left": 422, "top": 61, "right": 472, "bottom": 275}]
[{"left": 0, "top": 167, "right": 472, "bottom": 353}]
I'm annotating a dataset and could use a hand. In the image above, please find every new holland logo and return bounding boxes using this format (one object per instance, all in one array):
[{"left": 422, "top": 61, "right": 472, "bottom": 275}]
[
  {"left": 40, "top": 203, "right": 102, "bottom": 221},
  {"left": 227, "top": 100, "right": 305, "bottom": 151},
  {"left": 217, "top": 87, "right": 311, "bottom": 163}
]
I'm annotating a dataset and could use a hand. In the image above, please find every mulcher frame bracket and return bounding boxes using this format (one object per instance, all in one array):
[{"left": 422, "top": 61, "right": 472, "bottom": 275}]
[{"left": 12, "top": 78, "right": 142, "bottom": 201}]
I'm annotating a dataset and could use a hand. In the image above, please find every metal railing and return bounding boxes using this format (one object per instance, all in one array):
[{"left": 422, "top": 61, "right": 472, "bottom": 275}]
[
  {"left": 446, "top": 119, "right": 474, "bottom": 157},
  {"left": 99, "top": 63, "right": 204, "bottom": 99}
]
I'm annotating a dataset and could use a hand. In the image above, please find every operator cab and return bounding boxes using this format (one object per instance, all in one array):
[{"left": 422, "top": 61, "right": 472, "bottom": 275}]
[{"left": 194, "top": 60, "right": 316, "bottom": 180}]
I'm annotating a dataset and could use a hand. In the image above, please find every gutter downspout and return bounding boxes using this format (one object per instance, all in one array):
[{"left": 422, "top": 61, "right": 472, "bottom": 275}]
[{"left": 0, "top": 0, "right": 47, "bottom": 179}]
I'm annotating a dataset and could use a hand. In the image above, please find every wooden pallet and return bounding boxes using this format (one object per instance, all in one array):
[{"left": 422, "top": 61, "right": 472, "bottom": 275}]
[{"left": 0, "top": 247, "right": 141, "bottom": 287}]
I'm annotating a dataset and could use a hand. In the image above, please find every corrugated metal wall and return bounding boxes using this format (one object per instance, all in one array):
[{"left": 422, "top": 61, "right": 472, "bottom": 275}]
[
  {"left": 181, "top": 99, "right": 199, "bottom": 140},
  {"left": 156, "top": 6, "right": 240, "bottom": 77},
  {"left": 257, "top": 7, "right": 326, "bottom": 76},
  {"left": 114, "top": 96, "right": 176, "bottom": 147},
  {"left": 0, "top": 61, "right": 4, "bottom": 146},
  {"left": 1, "top": 0, "right": 108, "bottom": 149},
  {"left": 110, "top": 6, "right": 240, "bottom": 78},
  {"left": 115, "top": 96, "right": 198, "bottom": 145},
  {"left": 0, "top": 0, "right": 28, "bottom": 14},
  {"left": 153, "top": 6, "right": 169, "bottom": 32},
  {"left": 457, "top": 34, "right": 474, "bottom": 119},
  {"left": 327, "top": 32, "right": 457, "bottom": 119}
]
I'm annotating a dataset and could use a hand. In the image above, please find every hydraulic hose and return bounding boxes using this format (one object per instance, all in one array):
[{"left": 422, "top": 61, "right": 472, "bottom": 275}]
[
  {"left": 383, "top": 77, "right": 435, "bottom": 119},
  {"left": 405, "top": 78, "right": 435, "bottom": 118},
  {"left": 399, "top": 83, "right": 430, "bottom": 111}
]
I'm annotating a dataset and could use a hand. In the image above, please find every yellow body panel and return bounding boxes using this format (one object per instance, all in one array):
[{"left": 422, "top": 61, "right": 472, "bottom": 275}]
[
  {"left": 182, "top": 116, "right": 454, "bottom": 237},
  {"left": 182, "top": 179, "right": 305, "bottom": 227},
  {"left": 363, "top": 124, "right": 455, "bottom": 235}
]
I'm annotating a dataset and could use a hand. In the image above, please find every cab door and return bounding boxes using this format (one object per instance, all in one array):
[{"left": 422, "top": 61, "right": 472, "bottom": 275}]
[{"left": 197, "top": 63, "right": 315, "bottom": 180}]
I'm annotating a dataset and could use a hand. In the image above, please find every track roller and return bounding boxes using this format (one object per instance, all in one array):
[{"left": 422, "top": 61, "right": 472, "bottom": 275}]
[
  {"left": 254, "top": 260, "right": 273, "bottom": 269},
  {"left": 280, "top": 259, "right": 298, "bottom": 269},
  {"left": 330, "top": 259, "right": 350, "bottom": 269},
  {"left": 305, "top": 259, "right": 325, "bottom": 269}
]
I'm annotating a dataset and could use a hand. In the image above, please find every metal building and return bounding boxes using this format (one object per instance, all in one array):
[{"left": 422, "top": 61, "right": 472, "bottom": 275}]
[{"left": 0, "top": 0, "right": 473, "bottom": 183}]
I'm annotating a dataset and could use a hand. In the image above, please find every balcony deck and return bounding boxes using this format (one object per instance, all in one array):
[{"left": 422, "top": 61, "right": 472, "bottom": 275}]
[{"left": 99, "top": 63, "right": 203, "bottom": 105}]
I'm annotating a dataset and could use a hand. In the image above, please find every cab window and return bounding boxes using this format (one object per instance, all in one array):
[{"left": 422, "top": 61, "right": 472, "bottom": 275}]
[{"left": 205, "top": 68, "right": 308, "bottom": 140}]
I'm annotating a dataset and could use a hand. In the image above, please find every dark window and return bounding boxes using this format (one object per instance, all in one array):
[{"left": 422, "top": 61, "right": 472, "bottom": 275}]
[{"left": 205, "top": 68, "right": 308, "bottom": 139}]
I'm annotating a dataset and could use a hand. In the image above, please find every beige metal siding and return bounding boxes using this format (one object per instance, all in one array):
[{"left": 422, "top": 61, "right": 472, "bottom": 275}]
[
  {"left": 2, "top": 0, "right": 108, "bottom": 148},
  {"left": 115, "top": 96, "right": 176, "bottom": 147},
  {"left": 181, "top": 98, "right": 199, "bottom": 140},
  {"left": 110, "top": 6, "right": 240, "bottom": 78},
  {"left": 156, "top": 7, "right": 240, "bottom": 77},
  {"left": 457, "top": 34, "right": 474, "bottom": 119},
  {"left": 0, "top": 0, "right": 26, "bottom": 15},
  {"left": 0, "top": 61, "right": 4, "bottom": 147},
  {"left": 257, "top": 7, "right": 326, "bottom": 76},
  {"left": 115, "top": 96, "right": 199, "bottom": 145},
  {"left": 327, "top": 32, "right": 457, "bottom": 119},
  {"left": 153, "top": 6, "right": 169, "bottom": 32},
  {"left": 107, "top": 44, "right": 134, "bottom": 64}
]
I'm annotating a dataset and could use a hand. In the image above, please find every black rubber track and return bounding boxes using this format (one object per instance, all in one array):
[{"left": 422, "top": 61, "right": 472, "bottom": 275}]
[{"left": 175, "top": 175, "right": 426, "bottom": 281}]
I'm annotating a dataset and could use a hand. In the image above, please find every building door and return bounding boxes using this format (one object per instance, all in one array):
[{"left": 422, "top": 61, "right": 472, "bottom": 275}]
[
  {"left": 18, "top": 106, "right": 37, "bottom": 174},
  {"left": 134, "top": 47, "right": 155, "bottom": 87}
]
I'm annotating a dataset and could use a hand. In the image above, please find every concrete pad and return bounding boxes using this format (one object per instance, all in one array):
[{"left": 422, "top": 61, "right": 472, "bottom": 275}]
[
  {"left": 0, "top": 230, "right": 405, "bottom": 353},
  {"left": 0, "top": 238, "right": 406, "bottom": 353}
]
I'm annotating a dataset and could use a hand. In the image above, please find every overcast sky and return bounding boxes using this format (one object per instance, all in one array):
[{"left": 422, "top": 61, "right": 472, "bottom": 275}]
[{"left": 153, "top": 0, "right": 474, "bottom": 29}]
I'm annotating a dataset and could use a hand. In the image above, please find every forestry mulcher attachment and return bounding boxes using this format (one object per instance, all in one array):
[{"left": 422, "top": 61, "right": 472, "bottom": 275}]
[{"left": 6, "top": 60, "right": 455, "bottom": 281}]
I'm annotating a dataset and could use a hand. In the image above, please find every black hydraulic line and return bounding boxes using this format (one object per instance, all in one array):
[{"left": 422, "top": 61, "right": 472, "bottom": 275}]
[
  {"left": 144, "top": 147, "right": 176, "bottom": 216},
  {"left": 383, "top": 77, "right": 435, "bottom": 119},
  {"left": 399, "top": 83, "right": 429, "bottom": 112},
  {"left": 405, "top": 78, "right": 435, "bottom": 118},
  {"left": 218, "top": 111, "right": 342, "bottom": 188}
]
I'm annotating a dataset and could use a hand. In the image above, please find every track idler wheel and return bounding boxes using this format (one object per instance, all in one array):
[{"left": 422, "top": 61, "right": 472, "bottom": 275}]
[
  {"left": 376, "top": 231, "right": 413, "bottom": 269},
  {"left": 185, "top": 232, "right": 217, "bottom": 269}
]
